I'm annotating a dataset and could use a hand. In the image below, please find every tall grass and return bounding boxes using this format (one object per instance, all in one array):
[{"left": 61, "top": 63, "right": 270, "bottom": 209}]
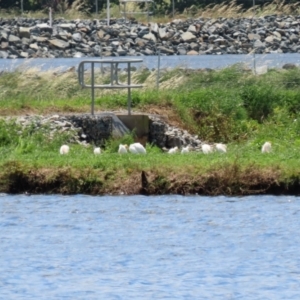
[
  {"left": 2, "top": 65, "right": 300, "bottom": 145},
  {"left": 1, "top": 0, "right": 300, "bottom": 21}
]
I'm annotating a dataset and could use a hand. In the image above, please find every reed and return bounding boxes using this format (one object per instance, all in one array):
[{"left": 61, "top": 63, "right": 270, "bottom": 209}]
[{"left": 1, "top": 0, "right": 299, "bottom": 21}]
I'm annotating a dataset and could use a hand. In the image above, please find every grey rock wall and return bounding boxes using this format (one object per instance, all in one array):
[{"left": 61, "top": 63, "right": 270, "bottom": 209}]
[
  {"left": 10, "top": 114, "right": 203, "bottom": 150},
  {"left": 1, "top": 15, "right": 300, "bottom": 59}
]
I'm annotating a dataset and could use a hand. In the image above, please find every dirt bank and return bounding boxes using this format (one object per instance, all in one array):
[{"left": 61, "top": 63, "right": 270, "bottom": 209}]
[{"left": 2, "top": 161, "right": 299, "bottom": 196}]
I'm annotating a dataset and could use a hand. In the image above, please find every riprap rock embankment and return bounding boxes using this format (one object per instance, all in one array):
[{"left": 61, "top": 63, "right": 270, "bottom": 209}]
[
  {"left": 1, "top": 15, "right": 300, "bottom": 59},
  {"left": 10, "top": 114, "right": 203, "bottom": 150}
]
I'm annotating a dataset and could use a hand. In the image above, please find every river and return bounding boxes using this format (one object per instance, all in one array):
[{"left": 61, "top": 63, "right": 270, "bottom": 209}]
[
  {"left": 1, "top": 194, "right": 299, "bottom": 299},
  {"left": 1, "top": 53, "right": 300, "bottom": 72}
]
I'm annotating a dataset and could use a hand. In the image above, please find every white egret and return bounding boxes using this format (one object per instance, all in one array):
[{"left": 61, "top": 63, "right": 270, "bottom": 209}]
[
  {"left": 262, "top": 141, "right": 271, "bottom": 153},
  {"left": 129, "top": 143, "right": 147, "bottom": 154},
  {"left": 181, "top": 146, "right": 190, "bottom": 154},
  {"left": 94, "top": 147, "right": 101, "bottom": 155},
  {"left": 118, "top": 144, "right": 128, "bottom": 154},
  {"left": 202, "top": 144, "right": 213, "bottom": 154},
  {"left": 60, "top": 145, "right": 69, "bottom": 155},
  {"left": 168, "top": 146, "right": 178, "bottom": 154},
  {"left": 215, "top": 143, "right": 227, "bottom": 153}
]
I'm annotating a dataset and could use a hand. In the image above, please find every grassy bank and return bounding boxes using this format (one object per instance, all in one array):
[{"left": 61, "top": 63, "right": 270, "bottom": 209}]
[{"left": 1, "top": 64, "right": 300, "bottom": 195}]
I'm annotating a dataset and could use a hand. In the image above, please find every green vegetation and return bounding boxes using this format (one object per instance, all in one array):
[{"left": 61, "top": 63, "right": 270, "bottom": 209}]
[
  {"left": 1, "top": 64, "right": 300, "bottom": 195},
  {"left": 1, "top": 0, "right": 300, "bottom": 21}
]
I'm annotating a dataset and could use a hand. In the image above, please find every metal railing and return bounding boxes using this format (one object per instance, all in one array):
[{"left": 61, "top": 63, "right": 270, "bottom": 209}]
[{"left": 78, "top": 59, "right": 143, "bottom": 115}]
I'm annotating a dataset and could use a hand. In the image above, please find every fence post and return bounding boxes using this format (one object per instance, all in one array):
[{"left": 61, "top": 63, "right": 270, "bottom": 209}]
[
  {"left": 252, "top": 0, "right": 256, "bottom": 75},
  {"left": 91, "top": 62, "right": 95, "bottom": 115},
  {"left": 100, "top": 45, "right": 104, "bottom": 74},
  {"left": 95, "top": 0, "right": 98, "bottom": 15},
  {"left": 107, "top": 0, "right": 110, "bottom": 25},
  {"left": 124, "top": 2, "right": 127, "bottom": 21},
  {"left": 128, "top": 62, "right": 132, "bottom": 115},
  {"left": 156, "top": 49, "right": 161, "bottom": 90},
  {"left": 147, "top": 0, "right": 149, "bottom": 23},
  {"left": 49, "top": 8, "right": 52, "bottom": 28},
  {"left": 172, "top": 0, "right": 174, "bottom": 17}
]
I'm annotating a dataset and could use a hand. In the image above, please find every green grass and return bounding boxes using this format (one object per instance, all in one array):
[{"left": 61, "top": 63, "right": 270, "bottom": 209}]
[
  {"left": 1, "top": 66, "right": 300, "bottom": 194},
  {"left": 0, "top": 135, "right": 299, "bottom": 195}
]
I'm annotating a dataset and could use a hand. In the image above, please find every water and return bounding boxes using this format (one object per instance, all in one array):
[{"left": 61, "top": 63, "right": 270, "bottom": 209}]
[
  {"left": 1, "top": 194, "right": 300, "bottom": 299},
  {"left": 1, "top": 53, "right": 300, "bottom": 72}
]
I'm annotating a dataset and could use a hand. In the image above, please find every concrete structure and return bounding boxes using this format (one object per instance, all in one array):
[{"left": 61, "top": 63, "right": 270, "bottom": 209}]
[{"left": 117, "top": 114, "right": 149, "bottom": 145}]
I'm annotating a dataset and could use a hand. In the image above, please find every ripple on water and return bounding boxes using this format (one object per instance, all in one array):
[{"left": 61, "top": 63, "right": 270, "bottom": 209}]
[{"left": 0, "top": 194, "right": 300, "bottom": 299}]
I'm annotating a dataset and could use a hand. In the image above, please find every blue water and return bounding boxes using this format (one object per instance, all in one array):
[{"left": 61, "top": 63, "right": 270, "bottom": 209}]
[
  {"left": 1, "top": 53, "right": 300, "bottom": 72},
  {"left": 1, "top": 194, "right": 300, "bottom": 299}
]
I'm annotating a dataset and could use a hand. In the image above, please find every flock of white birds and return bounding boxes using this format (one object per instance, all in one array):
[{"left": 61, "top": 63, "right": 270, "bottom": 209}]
[{"left": 59, "top": 141, "right": 272, "bottom": 155}]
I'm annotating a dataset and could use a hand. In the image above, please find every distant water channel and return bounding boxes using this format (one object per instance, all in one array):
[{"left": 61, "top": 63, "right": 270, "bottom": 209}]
[
  {"left": 1, "top": 194, "right": 300, "bottom": 299},
  {"left": 1, "top": 53, "right": 300, "bottom": 72}
]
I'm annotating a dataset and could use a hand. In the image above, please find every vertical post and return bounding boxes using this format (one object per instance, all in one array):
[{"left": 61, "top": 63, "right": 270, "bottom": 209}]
[
  {"left": 156, "top": 49, "right": 160, "bottom": 89},
  {"left": 146, "top": 0, "right": 149, "bottom": 23},
  {"left": 172, "top": 0, "right": 174, "bottom": 18},
  {"left": 124, "top": 2, "right": 127, "bottom": 21},
  {"left": 107, "top": 0, "right": 110, "bottom": 26},
  {"left": 95, "top": 0, "right": 98, "bottom": 15},
  {"left": 253, "top": 50, "right": 256, "bottom": 75},
  {"left": 100, "top": 45, "right": 104, "bottom": 75},
  {"left": 127, "top": 62, "right": 131, "bottom": 115},
  {"left": 252, "top": 0, "right": 256, "bottom": 75},
  {"left": 114, "top": 62, "right": 119, "bottom": 84},
  {"left": 91, "top": 62, "right": 95, "bottom": 115},
  {"left": 21, "top": 0, "right": 24, "bottom": 14},
  {"left": 49, "top": 8, "right": 53, "bottom": 28},
  {"left": 110, "top": 62, "right": 114, "bottom": 85}
]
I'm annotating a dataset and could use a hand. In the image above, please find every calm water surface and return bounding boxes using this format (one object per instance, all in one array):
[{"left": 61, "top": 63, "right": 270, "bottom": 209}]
[
  {"left": 1, "top": 53, "right": 300, "bottom": 72},
  {"left": 1, "top": 194, "right": 300, "bottom": 299}
]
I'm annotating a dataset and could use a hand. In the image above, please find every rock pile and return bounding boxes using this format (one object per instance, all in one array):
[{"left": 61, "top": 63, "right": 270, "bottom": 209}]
[
  {"left": 10, "top": 113, "right": 204, "bottom": 151},
  {"left": 1, "top": 15, "right": 300, "bottom": 58},
  {"left": 149, "top": 116, "right": 202, "bottom": 150}
]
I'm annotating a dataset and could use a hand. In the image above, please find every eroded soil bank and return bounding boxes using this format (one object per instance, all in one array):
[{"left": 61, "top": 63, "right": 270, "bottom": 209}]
[{"left": 2, "top": 162, "right": 299, "bottom": 196}]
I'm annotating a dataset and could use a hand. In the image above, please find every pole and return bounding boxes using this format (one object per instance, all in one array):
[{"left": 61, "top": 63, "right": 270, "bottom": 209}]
[
  {"left": 172, "top": 0, "right": 174, "bottom": 18},
  {"left": 107, "top": 0, "right": 110, "bottom": 25},
  {"left": 124, "top": 2, "right": 127, "bottom": 21},
  {"left": 100, "top": 45, "right": 104, "bottom": 75},
  {"left": 91, "top": 62, "right": 95, "bottom": 115},
  {"left": 95, "top": 0, "right": 98, "bottom": 15},
  {"left": 252, "top": 0, "right": 256, "bottom": 75},
  {"left": 156, "top": 49, "right": 160, "bottom": 89},
  {"left": 146, "top": 0, "right": 149, "bottom": 23},
  {"left": 49, "top": 8, "right": 52, "bottom": 28},
  {"left": 127, "top": 62, "right": 131, "bottom": 115},
  {"left": 21, "top": 0, "right": 23, "bottom": 14}
]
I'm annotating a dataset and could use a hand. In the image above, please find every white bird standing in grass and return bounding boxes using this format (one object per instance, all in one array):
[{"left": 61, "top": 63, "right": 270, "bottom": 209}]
[
  {"left": 60, "top": 145, "right": 70, "bottom": 155},
  {"left": 262, "top": 141, "right": 272, "bottom": 153},
  {"left": 129, "top": 143, "right": 147, "bottom": 154},
  {"left": 168, "top": 146, "right": 178, "bottom": 154},
  {"left": 118, "top": 144, "right": 128, "bottom": 154},
  {"left": 215, "top": 143, "right": 227, "bottom": 153},
  {"left": 202, "top": 144, "right": 213, "bottom": 154},
  {"left": 94, "top": 147, "right": 101, "bottom": 155},
  {"left": 181, "top": 146, "right": 190, "bottom": 154}
]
